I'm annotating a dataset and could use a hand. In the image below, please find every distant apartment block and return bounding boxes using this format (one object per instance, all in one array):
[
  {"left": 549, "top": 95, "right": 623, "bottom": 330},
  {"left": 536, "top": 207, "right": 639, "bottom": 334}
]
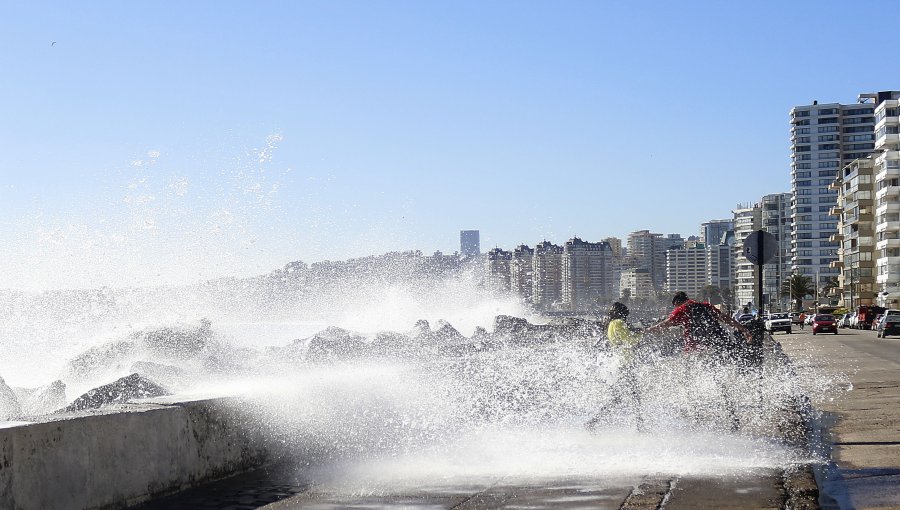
[
  {"left": 700, "top": 219, "right": 733, "bottom": 247},
  {"left": 626, "top": 230, "right": 683, "bottom": 291},
  {"left": 665, "top": 243, "right": 708, "bottom": 296},
  {"left": 620, "top": 268, "right": 654, "bottom": 300},
  {"left": 510, "top": 244, "right": 535, "bottom": 303},
  {"left": 486, "top": 247, "right": 512, "bottom": 292},
  {"left": 560, "top": 237, "right": 617, "bottom": 311},
  {"left": 760, "top": 193, "right": 793, "bottom": 310},
  {"left": 707, "top": 230, "right": 735, "bottom": 291},
  {"left": 790, "top": 100, "right": 875, "bottom": 281},
  {"left": 733, "top": 202, "right": 762, "bottom": 308},
  {"left": 532, "top": 241, "right": 563, "bottom": 311},
  {"left": 460, "top": 230, "right": 481, "bottom": 257}
]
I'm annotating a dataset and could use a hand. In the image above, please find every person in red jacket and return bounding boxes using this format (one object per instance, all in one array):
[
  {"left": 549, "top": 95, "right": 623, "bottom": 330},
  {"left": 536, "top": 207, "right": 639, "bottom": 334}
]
[{"left": 645, "top": 291, "right": 753, "bottom": 356}]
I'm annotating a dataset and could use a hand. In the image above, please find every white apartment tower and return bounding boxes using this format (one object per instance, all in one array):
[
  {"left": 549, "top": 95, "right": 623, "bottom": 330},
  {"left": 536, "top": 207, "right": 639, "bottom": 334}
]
[
  {"left": 560, "top": 237, "right": 617, "bottom": 311},
  {"left": 620, "top": 268, "right": 654, "bottom": 300},
  {"left": 868, "top": 91, "right": 900, "bottom": 307},
  {"left": 626, "top": 230, "right": 683, "bottom": 291},
  {"left": 665, "top": 243, "right": 708, "bottom": 297},
  {"left": 733, "top": 203, "right": 762, "bottom": 309},
  {"left": 790, "top": 100, "right": 875, "bottom": 282}
]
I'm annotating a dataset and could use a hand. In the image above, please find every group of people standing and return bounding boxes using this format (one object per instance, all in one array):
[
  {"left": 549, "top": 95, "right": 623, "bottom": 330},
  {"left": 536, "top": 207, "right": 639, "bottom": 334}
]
[{"left": 586, "top": 291, "right": 764, "bottom": 432}]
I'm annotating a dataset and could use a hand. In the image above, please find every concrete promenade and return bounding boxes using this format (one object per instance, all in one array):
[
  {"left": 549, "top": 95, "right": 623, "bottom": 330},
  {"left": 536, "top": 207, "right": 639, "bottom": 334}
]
[
  {"left": 143, "top": 327, "right": 900, "bottom": 510},
  {"left": 124, "top": 327, "right": 900, "bottom": 509},
  {"left": 779, "top": 327, "right": 900, "bottom": 509}
]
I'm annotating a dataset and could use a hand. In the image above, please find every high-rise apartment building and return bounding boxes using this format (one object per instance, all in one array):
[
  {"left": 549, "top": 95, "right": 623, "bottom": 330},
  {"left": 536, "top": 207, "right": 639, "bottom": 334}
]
[
  {"left": 700, "top": 219, "right": 734, "bottom": 247},
  {"left": 460, "top": 230, "right": 481, "bottom": 257},
  {"left": 790, "top": 100, "right": 875, "bottom": 281},
  {"left": 510, "top": 245, "right": 535, "bottom": 303},
  {"left": 665, "top": 243, "right": 708, "bottom": 296},
  {"left": 733, "top": 202, "right": 762, "bottom": 308},
  {"left": 604, "top": 237, "right": 624, "bottom": 258},
  {"left": 486, "top": 247, "right": 511, "bottom": 292},
  {"left": 707, "top": 230, "right": 735, "bottom": 291},
  {"left": 832, "top": 158, "right": 876, "bottom": 309},
  {"left": 532, "top": 241, "right": 563, "bottom": 311},
  {"left": 560, "top": 237, "right": 617, "bottom": 311},
  {"left": 760, "top": 193, "right": 793, "bottom": 310},
  {"left": 626, "top": 230, "right": 682, "bottom": 291},
  {"left": 869, "top": 91, "right": 900, "bottom": 307},
  {"left": 620, "top": 268, "right": 653, "bottom": 300}
]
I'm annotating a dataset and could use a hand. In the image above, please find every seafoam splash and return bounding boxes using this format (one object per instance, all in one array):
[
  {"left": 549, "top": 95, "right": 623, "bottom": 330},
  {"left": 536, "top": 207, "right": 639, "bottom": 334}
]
[{"left": 224, "top": 333, "right": 845, "bottom": 494}]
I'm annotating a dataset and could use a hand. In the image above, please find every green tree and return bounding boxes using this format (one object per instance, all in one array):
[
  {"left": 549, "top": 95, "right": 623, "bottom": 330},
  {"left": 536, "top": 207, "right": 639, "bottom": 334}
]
[
  {"left": 718, "top": 286, "right": 735, "bottom": 313},
  {"left": 620, "top": 288, "right": 632, "bottom": 305},
  {"left": 699, "top": 285, "right": 723, "bottom": 305},
  {"left": 782, "top": 274, "right": 815, "bottom": 311}
]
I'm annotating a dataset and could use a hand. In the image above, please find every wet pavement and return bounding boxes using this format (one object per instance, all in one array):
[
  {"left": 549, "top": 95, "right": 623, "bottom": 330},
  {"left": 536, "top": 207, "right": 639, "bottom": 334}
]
[
  {"left": 780, "top": 328, "right": 900, "bottom": 509},
  {"left": 136, "top": 327, "right": 900, "bottom": 509}
]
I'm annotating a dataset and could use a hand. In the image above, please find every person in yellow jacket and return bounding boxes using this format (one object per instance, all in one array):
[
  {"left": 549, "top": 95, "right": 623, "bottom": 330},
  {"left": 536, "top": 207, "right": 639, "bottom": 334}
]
[{"left": 587, "top": 302, "right": 644, "bottom": 431}]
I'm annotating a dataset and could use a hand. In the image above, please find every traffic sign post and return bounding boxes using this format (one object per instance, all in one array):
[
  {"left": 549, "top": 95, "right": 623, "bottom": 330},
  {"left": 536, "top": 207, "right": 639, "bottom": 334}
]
[{"left": 743, "top": 230, "right": 777, "bottom": 313}]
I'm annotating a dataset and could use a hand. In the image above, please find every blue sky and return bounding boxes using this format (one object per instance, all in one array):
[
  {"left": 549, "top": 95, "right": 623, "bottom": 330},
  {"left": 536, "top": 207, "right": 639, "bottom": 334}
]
[{"left": 2, "top": 1, "right": 899, "bottom": 289}]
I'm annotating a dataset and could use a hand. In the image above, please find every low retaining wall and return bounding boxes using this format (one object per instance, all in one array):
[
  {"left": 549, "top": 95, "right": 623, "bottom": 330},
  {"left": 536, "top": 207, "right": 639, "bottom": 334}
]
[{"left": 0, "top": 397, "right": 271, "bottom": 510}]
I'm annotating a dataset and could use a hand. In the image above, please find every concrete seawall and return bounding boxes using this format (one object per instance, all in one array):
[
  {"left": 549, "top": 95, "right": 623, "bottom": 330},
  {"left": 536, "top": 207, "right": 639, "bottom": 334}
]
[{"left": 0, "top": 397, "right": 270, "bottom": 510}]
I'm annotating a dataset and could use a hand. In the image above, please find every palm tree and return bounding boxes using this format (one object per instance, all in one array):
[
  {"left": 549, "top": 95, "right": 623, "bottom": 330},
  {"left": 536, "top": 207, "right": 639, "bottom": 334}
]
[
  {"left": 782, "top": 274, "right": 815, "bottom": 311},
  {"left": 821, "top": 276, "right": 840, "bottom": 303}
]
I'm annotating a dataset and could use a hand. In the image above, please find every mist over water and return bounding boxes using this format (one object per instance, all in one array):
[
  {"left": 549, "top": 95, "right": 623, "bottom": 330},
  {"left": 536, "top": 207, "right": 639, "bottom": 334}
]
[{"left": 0, "top": 139, "right": 851, "bottom": 492}]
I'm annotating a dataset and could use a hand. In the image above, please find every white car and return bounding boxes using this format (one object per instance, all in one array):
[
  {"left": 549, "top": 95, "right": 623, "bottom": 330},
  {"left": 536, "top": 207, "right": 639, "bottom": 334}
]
[{"left": 764, "top": 312, "right": 792, "bottom": 334}]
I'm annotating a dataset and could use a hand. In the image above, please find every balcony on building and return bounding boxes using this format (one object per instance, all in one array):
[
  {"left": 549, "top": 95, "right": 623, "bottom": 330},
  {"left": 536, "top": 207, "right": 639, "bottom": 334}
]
[
  {"left": 829, "top": 205, "right": 843, "bottom": 217},
  {"left": 830, "top": 260, "right": 844, "bottom": 269},
  {"left": 877, "top": 234, "right": 900, "bottom": 251},
  {"left": 830, "top": 232, "right": 844, "bottom": 243}
]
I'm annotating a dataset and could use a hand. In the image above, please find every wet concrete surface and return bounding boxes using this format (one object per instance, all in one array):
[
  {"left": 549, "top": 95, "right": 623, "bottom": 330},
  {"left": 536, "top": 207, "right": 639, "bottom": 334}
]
[
  {"left": 135, "top": 327, "right": 900, "bottom": 509},
  {"left": 780, "top": 328, "right": 900, "bottom": 509}
]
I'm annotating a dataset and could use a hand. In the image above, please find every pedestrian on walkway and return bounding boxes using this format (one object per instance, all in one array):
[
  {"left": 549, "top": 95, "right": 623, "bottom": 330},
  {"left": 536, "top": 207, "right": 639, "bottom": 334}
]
[{"left": 587, "top": 302, "right": 644, "bottom": 431}]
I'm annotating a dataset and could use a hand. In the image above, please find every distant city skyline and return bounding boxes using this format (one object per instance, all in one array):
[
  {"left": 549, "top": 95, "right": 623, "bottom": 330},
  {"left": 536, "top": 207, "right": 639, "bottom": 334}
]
[{"left": 3, "top": 1, "right": 900, "bottom": 290}]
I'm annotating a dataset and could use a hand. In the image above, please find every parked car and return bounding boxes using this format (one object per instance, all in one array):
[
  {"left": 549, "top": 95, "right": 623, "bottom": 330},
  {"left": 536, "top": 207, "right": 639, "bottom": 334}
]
[
  {"left": 765, "top": 312, "right": 792, "bottom": 334},
  {"left": 737, "top": 313, "right": 755, "bottom": 324},
  {"left": 837, "top": 313, "right": 852, "bottom": 328},
  {"left": 848, "top": 312, "right": 859, "bottom": 329},
  {"left": 812, "top": 314, "right": 838, "bottom": 335},
  {"left": 877, "top": 315, "right": 900, "bottom": 338},
  {"left": 805, "top": 314, "right": 815, "bottom": 326}
]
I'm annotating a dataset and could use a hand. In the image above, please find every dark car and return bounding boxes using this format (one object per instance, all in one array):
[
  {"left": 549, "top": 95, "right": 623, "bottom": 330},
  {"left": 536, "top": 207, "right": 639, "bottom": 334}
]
[
  {"left": 877, "top": 316, "right": 900, "bottom": 338},
  {"left": 812, "top": 314, "right": 838, "bottom": 335}
]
